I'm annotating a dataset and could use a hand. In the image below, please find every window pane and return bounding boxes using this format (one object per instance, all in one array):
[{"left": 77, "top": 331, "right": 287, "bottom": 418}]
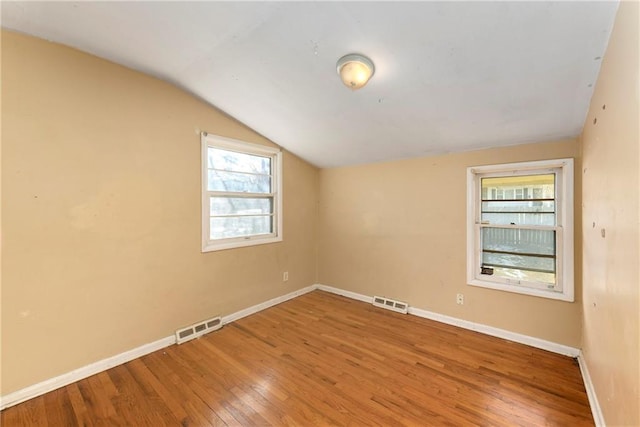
[
  {"left": 481, "top": 201, "right": 555, "bottom": 226},
  {"left": 210, "top": 197, "right": 272, "bottom": 216},
  {"left": 210, "top": 215, "right": 272, "bottom": 239},
  {"left": 208, "top": 170, "right": 271, "bottom": 193},
  {"left": 482, "top": 252, "right": 555, "bottom": 274},
  {"left": 481, "top": 227, "right": 556, "bottom": 285},
  {"left": 208, "top": 147, "right": 271, "bottom": 175},
  {"left": 482, "top": 227, "right": 555, "bottom": 256},
  {"left": 482, "top": 200, "right": 555, "bottom": 213},
  {"left": 482, "top": 174, "right": 555, "bottom": 200},
  {"left": 484, "top": 265, "right": 556, "bottom": 286},
  {"left": 482, "top": 174, "right": 556, "bottom": 225}
]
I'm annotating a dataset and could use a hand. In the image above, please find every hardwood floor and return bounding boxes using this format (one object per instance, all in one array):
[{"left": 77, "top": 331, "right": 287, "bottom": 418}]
[{"left": 2, "top": 290, "right": 594, "bottom": 426}]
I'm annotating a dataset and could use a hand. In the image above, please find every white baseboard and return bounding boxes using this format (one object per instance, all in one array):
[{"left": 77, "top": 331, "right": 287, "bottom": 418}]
[
  {"left": 577, "top": 351, "right": 605, "bottom": 426},
  {"left": 0, "top": 284, "right": 318, "bottom": 411},
  {"left": 0, "top": 335, "right": 176, "bottom": 410},
  {"left": 222, "top": 285, "right": 317, "bottom": 324},
  {"left": 409, "top": 306, "right": 580, "bottom": 357},
  {"left": 315, "top": 284, "right": 579, "bottom": 357},
  {"left": 315, "top": 284, "right": 373, "bottom": 303}
]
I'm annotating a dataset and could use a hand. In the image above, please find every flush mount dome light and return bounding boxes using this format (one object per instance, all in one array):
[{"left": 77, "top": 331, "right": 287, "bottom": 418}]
[{"left": 336, "top": 53, "right": 375, "bottom": 90}]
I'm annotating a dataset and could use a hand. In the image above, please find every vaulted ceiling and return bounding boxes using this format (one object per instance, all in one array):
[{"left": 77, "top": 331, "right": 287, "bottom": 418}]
[{"left": 1, "top": 1, "right": 619, "bottom": 167}]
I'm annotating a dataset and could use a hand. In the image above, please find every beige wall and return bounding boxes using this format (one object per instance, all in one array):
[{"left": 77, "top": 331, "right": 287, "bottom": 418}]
[
  {"left": 580, "top": 1, "right": 640, "bottom": 425},
  {"left": 319, "top": 139, "right": 583, "bottom": 347},
  {"left": 1, "top": 31, "right": 319, "bottom": 395}
]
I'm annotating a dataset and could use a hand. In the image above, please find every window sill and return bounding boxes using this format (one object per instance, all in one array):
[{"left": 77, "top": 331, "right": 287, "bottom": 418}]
[
  {"left": 202, "top": 235, "right": 282, "bottom": 252},
  {"left": 467, "top": 278, "right": 574, "bottom": 302}
]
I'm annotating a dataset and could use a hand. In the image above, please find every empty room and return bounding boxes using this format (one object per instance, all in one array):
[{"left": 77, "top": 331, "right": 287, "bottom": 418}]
[{"left": 1, "top": 1, "right": 638, "bottom": 426}]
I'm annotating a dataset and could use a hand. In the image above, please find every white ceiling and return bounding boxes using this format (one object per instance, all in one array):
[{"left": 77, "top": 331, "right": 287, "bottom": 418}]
[{"left": 1, "top": 1, "right": 619, "bottom": 168}]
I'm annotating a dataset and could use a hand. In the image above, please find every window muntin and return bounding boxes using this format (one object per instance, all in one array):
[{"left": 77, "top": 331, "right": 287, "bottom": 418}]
[
  {"left": 467, "top": 159, "right": 574, "bottom": 301},
  {"left": 202, "top": 133, "right": 282, "bottom": 252}
]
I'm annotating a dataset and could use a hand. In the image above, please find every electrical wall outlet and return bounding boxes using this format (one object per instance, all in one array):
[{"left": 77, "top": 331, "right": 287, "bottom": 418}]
[
  {"left": 456, "top": 293, "right": 464, "bottom": 305},
  {"left": 283, "top": 271, "right": 289, "bottom": 282}
]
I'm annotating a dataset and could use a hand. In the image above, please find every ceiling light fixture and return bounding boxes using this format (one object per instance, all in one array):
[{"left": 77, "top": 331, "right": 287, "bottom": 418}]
[{"left": 336, "top": 53, "right": 375, "bottom": 90}]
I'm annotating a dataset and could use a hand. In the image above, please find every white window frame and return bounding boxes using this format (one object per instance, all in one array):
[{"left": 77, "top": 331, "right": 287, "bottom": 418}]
[
  {"left": 466, "top": 158, "right": 574, "bottom": 302},
  {"left": 201, "top": 133, "right": 283, "bottom": 252}
]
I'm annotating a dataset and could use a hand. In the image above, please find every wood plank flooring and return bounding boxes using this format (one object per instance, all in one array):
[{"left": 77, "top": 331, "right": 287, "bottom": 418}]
[{"left": 1, "top": 290, "right": 594, "bottom": 426}]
